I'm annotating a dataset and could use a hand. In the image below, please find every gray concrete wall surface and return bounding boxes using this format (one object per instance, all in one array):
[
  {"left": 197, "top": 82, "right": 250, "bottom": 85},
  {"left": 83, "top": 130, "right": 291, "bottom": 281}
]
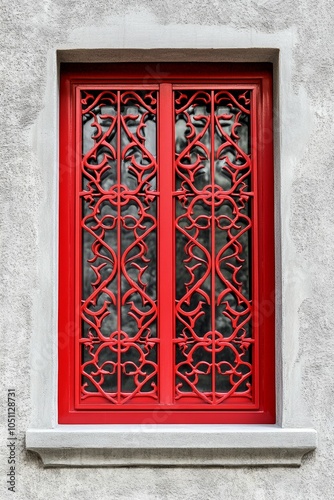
[{"left": 1, "top": 0, "right": 334, "bottom": 498}]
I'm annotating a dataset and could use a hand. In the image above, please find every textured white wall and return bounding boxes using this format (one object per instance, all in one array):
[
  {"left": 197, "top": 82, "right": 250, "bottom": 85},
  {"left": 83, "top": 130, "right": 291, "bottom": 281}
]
[{"left": 1, "top": 0, "right": 333, "bottom": 498}]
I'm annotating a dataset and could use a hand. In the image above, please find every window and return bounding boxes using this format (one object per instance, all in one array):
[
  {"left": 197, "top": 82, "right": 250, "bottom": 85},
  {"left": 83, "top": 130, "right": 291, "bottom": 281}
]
[{"left": 59, "top": 63, "right": 275, "bottom": 424}]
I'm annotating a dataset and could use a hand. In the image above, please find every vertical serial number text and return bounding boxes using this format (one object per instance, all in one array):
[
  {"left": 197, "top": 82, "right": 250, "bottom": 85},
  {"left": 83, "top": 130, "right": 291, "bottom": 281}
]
[{"left": 7, "top": 389, "right": 16, "bottom": 493}]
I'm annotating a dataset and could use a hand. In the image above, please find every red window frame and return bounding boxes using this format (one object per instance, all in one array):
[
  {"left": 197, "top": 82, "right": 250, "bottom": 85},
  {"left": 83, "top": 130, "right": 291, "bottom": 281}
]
[{"left": 59, "top": 63, "right": 275, "bottom": 424}]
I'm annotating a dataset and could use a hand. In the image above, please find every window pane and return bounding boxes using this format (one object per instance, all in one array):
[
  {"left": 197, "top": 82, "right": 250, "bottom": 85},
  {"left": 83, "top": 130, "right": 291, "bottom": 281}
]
[
  {"left": 80, "top": 90, "right": 158, "bottom": 403},
  {"left": 174, "top": 89, "right": 253, "bottom": 403}
]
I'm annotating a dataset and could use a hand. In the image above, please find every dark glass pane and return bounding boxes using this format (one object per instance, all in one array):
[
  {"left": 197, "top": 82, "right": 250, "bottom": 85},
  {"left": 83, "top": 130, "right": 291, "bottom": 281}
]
[
  {"left": 81, "top": 90, "right": 158, "bottom": 401},
  {"left": 175, "top": 89, "right": 252, "bottom": 403}
]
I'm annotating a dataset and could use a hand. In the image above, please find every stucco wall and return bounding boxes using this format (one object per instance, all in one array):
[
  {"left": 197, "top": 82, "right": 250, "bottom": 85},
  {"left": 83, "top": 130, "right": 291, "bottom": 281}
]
[{"left": 1, "top": 0, "right": 334, "bottom": 498}]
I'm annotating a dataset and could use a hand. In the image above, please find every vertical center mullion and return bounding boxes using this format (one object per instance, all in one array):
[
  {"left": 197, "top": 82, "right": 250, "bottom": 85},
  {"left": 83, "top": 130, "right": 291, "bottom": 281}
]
[
  {"left": 210, "top": 90, "right": 216, "bottom": 404},
  {"left": 116, "top": 90, "right": 122, "bottom": 403},
  {"left": 158, "top": 83, "right": 174, "bottom": 405}
]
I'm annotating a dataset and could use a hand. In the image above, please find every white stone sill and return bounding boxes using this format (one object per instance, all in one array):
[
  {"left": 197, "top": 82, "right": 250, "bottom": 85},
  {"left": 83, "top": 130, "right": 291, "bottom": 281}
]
[{"left": 26, "top": 425, "right": 316, "bottom": 467}]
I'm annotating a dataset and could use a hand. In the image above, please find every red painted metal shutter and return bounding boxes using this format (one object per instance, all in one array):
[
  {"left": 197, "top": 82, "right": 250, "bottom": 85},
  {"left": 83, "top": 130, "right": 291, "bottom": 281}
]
[{"left": 59, "top": 63, "right": 275, "bottom": 424}]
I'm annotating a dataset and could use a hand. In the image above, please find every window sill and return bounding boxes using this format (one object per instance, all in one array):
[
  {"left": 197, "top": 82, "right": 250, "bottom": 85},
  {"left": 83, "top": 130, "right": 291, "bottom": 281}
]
[{"left": 26, "top": 425, "right": 316, "bottom": 467}]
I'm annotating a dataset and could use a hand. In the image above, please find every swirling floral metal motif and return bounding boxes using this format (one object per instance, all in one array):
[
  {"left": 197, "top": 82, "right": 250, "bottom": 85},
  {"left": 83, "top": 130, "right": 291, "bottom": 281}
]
[
  {"left": 174, "top": 90, "right": 253, "bottom": 404},
  {"left": 80, "top": 90, "right": 158, "bottom": 404}
]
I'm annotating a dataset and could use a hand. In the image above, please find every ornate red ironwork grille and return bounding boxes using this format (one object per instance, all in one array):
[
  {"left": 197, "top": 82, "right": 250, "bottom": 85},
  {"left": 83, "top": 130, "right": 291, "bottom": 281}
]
[{"left": 59, "top": 64, "right": 275, "bottom": 424}]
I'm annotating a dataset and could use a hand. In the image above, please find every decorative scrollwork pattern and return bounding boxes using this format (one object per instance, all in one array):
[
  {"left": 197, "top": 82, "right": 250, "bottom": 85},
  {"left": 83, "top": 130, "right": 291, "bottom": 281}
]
[
  {"left": 174, "top": 89, "right": 253, "bottom": 404},
  {"left": 78, "top": 86, "right": 254, "bottom": 407},
  {"left": 80, "top": 90, "right": 158, "bottom": 404}
]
